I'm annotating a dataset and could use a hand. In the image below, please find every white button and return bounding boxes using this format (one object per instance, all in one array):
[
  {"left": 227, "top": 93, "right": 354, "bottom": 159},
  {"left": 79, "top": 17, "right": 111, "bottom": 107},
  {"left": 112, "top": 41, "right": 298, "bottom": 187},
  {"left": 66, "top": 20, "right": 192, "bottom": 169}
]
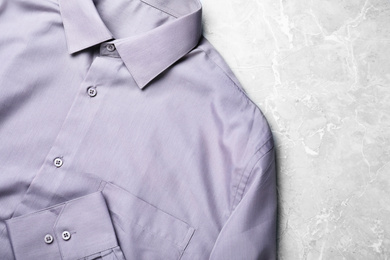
[
  {"left": 87, "top": 87, "right": 97, "bottom": 97},
  {"left": 62, "top": 231, "right": 71, "bottom": 241},
  {"left": 53, "top": 157, "right": 63, "bottom": 168},
  {"left": 106, "top": 44, "right": 115, "bottom": 52},
  {"left": 44, "top": 234, "right": 54, "bottom": 244}
]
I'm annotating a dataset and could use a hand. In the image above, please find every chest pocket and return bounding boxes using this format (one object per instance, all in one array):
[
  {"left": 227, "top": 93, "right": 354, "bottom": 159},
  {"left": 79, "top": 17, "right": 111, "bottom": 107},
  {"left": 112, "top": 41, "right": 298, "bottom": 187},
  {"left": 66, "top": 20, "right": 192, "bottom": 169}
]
[{"left": 101, "top": 182, "right": 195, "bottom": 259}]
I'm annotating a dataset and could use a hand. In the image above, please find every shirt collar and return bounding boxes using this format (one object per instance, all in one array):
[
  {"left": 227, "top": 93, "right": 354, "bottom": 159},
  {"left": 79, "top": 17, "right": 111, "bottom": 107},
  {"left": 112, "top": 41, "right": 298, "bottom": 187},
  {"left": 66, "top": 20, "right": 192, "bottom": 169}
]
[{"left": 58, "top": 0, "right": 202, "bottom": 89}]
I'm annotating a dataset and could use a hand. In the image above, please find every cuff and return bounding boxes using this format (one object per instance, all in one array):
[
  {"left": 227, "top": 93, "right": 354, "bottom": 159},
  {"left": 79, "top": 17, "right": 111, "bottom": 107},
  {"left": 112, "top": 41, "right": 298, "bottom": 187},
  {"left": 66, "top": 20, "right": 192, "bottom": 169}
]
[{"left": 5, "top": 191, "right": 118, "bottom": 260}]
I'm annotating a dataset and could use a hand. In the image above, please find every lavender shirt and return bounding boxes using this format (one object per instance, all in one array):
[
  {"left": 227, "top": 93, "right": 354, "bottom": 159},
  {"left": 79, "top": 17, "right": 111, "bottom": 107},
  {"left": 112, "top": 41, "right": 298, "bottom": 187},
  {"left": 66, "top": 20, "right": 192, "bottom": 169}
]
[{"left": 0, "top": 0, "right": 277, "bottom": 259}]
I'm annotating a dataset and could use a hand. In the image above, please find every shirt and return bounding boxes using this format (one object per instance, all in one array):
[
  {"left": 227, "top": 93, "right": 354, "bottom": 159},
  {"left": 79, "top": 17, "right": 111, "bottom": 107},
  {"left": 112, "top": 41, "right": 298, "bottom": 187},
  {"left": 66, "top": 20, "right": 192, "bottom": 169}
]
[{"left": 0, "top": 0, "right": 277, "bottom": 259}]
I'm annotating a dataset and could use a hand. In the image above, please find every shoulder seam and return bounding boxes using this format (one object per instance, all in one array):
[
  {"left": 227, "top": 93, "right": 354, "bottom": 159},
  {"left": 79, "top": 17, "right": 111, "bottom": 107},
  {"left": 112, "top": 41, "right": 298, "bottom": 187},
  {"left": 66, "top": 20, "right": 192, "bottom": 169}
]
[{"left": 195, "top": 45, "right": 255, "bottom": 106}]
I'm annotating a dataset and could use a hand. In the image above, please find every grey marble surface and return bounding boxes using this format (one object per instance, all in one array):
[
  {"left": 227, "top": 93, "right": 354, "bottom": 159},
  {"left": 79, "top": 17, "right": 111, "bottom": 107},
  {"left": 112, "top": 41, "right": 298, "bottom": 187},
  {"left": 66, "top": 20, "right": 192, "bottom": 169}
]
[{"left": 201, "top": 0, "right": 390, "bottom": 259}]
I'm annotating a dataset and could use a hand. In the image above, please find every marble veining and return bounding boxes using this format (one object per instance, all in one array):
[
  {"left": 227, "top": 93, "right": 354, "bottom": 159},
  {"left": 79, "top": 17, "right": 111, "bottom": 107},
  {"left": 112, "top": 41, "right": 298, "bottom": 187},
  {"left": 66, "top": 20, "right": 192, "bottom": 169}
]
[{"left": 201, "top": 0, "right": 390, "bottom": 259}]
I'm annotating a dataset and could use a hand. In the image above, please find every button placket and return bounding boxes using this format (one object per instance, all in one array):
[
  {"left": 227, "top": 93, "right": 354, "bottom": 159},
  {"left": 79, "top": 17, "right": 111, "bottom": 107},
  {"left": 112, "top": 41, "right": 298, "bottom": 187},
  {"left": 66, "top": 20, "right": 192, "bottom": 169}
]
[
  {"left": 12, "top": 57, "right": 117, "bottom": 218},
  {"left": 46, "top": 57, "right": 112, "bottom": 172}
]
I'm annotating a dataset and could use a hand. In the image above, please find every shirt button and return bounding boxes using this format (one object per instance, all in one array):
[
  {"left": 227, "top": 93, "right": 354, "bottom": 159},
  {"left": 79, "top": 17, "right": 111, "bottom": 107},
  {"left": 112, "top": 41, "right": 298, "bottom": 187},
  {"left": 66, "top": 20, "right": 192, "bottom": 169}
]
[
  {"left": 44, "top": 234, "right": 54, "bottom": 244},
  {"left": 62, "top": 231, "right": 71, "bottom": 241},
  {"left": 53, "top": 157, "right": 63, "bottom": 168},
  {"left": 87, "top": 87, "right": 97, "bottom": 97},
  {"left": 106, "top": 44, "right": 115, "bottom": 52}
]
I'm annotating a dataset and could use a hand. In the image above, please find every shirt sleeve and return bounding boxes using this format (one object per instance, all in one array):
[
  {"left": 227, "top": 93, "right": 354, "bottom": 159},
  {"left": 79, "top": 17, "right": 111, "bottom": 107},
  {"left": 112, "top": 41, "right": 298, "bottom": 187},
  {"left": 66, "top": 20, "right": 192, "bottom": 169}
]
[
  {"left": 5, "top": 191, "right": 126, "bottom": 260},
  {"left": 209, "top": 138, "right": 277, "bottom": 260}
]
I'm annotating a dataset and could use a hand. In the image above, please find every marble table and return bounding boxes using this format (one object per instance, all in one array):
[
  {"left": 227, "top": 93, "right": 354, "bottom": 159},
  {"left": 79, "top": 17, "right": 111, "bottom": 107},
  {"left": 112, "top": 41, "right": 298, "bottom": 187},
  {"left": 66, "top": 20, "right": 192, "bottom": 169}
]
[{"left": 201, "top": 0, "right": 390, "bottom": 259}]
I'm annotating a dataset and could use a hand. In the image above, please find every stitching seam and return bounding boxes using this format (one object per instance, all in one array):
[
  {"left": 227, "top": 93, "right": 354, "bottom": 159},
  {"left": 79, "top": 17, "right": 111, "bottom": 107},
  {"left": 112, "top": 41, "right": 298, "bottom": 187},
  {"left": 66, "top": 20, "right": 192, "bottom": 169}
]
[
  {"left": 141, "top": 0, "right": 179, "bottom": 18},
  {"left": 196, "top": 45, "right": 256, "bottom": 107},
  {"left": 231, "top": 137, "right": 274, "bottom": 212}
]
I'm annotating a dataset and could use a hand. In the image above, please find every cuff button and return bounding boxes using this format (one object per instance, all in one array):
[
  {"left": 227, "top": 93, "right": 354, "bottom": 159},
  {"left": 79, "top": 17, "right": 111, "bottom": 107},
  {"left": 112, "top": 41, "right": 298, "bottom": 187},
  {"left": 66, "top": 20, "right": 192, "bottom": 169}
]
[
  {"left": 44, "top": 234, "right": 54, "bottom": 244},
  {"left": 62, "top": 231, "right": 71, "bottom": 241}
]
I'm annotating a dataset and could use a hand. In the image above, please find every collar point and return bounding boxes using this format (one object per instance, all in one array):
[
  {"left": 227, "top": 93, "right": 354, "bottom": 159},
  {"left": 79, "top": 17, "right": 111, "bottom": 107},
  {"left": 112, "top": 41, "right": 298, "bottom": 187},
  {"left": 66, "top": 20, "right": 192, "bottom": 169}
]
[
  {"left": 66, "top": 44, "right": 83, "bottom": 55},
  {"left": 135, "top": 79, "right": 149, "bottom": 90}
]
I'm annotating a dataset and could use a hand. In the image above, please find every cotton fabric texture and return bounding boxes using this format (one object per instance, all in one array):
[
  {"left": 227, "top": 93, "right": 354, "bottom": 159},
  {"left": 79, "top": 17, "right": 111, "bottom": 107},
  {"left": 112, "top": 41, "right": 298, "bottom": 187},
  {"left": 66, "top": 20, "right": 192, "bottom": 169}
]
[{"left": 0, "top": 0, "right": 277, "bottom": 259}]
